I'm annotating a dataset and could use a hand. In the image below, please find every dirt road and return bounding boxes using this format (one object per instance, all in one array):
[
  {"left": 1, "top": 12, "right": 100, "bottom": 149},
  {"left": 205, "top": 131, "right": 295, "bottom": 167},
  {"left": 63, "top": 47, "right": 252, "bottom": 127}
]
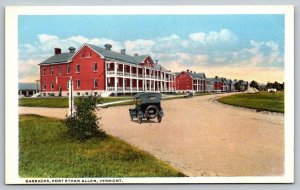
[{"left": 19, "top": 93, "right": 284, "bottom": 176}]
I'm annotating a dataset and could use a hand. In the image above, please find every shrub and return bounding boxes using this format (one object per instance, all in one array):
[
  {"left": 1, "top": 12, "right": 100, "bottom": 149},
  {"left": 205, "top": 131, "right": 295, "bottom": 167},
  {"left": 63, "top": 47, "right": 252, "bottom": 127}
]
[{"left": 65, "top": 95, "right": 106, "bottom": 140}]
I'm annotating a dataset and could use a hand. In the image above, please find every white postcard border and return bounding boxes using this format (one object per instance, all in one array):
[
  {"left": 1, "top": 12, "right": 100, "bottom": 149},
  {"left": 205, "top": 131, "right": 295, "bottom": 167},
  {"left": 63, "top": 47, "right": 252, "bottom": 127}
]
[{"left": 5, "top": 5, "right": 294, "bottom": 184}]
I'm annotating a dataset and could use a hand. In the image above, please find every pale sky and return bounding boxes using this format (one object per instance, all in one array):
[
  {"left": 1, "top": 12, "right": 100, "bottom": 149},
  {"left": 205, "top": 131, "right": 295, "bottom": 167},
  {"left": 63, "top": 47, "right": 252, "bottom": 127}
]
[{"left": 18, "top": 15, "right": 284, "bottom": 83}]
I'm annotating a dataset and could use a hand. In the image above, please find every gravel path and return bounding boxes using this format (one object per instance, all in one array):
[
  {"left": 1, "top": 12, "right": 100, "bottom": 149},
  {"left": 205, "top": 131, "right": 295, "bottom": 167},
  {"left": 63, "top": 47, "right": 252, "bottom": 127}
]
[{"left": 19, "top": 93, "right": 284, "bottom": 176}]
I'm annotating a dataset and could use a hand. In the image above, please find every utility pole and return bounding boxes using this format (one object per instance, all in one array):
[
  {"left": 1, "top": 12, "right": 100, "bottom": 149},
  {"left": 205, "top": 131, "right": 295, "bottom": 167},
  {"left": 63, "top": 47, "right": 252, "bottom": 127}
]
[{"left": 68, "top": 78, "right": 74, "bottom": 117}]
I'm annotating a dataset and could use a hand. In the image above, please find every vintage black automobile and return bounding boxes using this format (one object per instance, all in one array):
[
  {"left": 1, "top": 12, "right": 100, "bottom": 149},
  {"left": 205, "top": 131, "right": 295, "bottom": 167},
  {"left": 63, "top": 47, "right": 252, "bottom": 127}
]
[{"left": 129, "top": 92, "right": 164, "bottom": 123}]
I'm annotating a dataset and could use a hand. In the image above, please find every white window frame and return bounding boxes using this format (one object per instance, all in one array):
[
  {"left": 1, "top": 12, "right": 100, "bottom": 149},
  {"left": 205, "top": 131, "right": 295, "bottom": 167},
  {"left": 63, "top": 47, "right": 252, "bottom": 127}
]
[
  {"left": 76, "top": 80, "right": 80, "bottom": 89},
  {"left": 58, "top": 66, "right": 62, "bottom": 75},
  {"left": 93, "top": 62, "right": 98, "bottom": 72},
  {"left": 50, "top": 67, "right": 54, "bottom": 75},
  {"left": 76, "top": 64, "right": 80, "bottom": 73},
  {"left": 51, "top": 82, "right": 54, "bottom": 90},
  {"left": 94, "top": 79, "right": 98, "bottom": 88},
  {"left": 43, "top": 68, "right": 46, "bottom": 76},
  {"left": 66, "top": 65, "right": 70, "bottom": 74}
]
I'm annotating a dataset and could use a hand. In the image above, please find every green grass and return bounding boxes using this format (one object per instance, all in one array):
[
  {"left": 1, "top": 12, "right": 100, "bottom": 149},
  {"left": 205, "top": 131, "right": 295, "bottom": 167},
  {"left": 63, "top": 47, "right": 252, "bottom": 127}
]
[
  {"left": 19, "top": 97, "right": 69, "bottom": 108},
  {"left": 19, "top": 93, "right": 211, "bottom": 108},
  {"left": 19, "top": 97, "right": 132, "bottom": 108},
  {"left": 217, "top": 91, "right": 284, "bottom": 113},
  {"left": 19, "top": 115, "right": 184, "bottom": 177}
]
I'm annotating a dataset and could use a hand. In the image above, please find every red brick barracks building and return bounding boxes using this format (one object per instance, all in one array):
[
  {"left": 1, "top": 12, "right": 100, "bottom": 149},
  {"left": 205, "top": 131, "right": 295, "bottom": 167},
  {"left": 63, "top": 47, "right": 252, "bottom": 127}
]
[
  {"left": 175, "top": 70, "right": 206, "bottom": 92},
  {"left": 39, "top": 43, "right": 176, "bottom": 96},
  {"left": 39, "top": 43, "right": 247, "bottom": 96}
]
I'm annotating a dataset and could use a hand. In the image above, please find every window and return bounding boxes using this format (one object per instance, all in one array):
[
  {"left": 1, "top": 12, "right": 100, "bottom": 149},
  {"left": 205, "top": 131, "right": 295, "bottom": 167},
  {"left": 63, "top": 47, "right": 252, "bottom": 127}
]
[
  {"left": 94, "top": 79, "right": 98, "bottom": 88},
  {"left": 93, "top": 62, "right": 98, "bottom": 72},
  {"left": 76, "top": 64, "right": 80, "bottom": 73},
  {"left": 50, "top": 67, "right": 54, "bottom": 75},
  {"left": 85, "top": 92, "right": 89, "bottom": 96},
  {"left": 66, "top": 81, "right": 69, "bottom": 89},
  {"left": 51, "top": 82, "right": 54, "bottom": 90},
  {"left": 66, "top": 65, "right": 70, "bottom": 74},
  {"left": 43, "top": 83, "right": 47, "bottom": 90},
  {"left": 76, "top": 80, "right": 80, "bottom": 89},
  {"left": 43, "top": 68, "right": 47, "bottom": 76},
  {"left": 58, "top": 66, "right": 62, "bottom": 75}
]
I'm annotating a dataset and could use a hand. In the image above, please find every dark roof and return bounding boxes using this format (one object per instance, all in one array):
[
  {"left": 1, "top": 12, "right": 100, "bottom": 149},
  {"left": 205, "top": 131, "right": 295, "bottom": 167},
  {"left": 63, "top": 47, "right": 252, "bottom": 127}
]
[
  {"left": 40, "top": 44, "right": 169, "bottom": 71},
  {"left": 41, "top": 52, "right": 75, "bottom": 64},
  {"left": 188, "top": 72, "right": 205, "bottom": 79},
  {"left": 153, "top": 64, "right": 169, "bottom": 72},
  {"left": 206, "top": 77, "right": 223, "bottom": 83},
  {"left": 88, "top": 44, "right": 139, "bottom": 64},
  {"left": 176, "top": 71, "right": 205, "bottom": 79}
]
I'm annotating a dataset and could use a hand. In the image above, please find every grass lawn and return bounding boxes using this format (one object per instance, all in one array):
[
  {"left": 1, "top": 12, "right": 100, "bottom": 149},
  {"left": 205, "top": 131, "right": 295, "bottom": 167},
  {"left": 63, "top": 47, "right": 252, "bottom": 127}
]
[
  {"left": 19, "top": 97, "right": 132, "bottom": 108},
  {"left": 19, "top": 114, "right": 184, "bottom": 177},
  {"left": 217, "top": 91, "right": 284, "bottom": 113},
  {"left": 19, "top": 93, "right": 211, "bottom": 108}
]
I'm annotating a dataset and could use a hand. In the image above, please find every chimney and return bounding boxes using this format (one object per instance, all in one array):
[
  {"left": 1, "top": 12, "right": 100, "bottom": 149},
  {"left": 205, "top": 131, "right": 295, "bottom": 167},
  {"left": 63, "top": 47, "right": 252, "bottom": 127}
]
[
  {"left": 120, "top": 49, "right": 126, "bottom": 55},
  {"left": 187, "top": 69, "right": 189, "bottom": 73},
  {"left": 68, "top": 47, "right": 76, "bottom": 53},
  {"left": 194, "top": 71, "right": 196, "bottom": 74},
  {"left": 134, "top": 53, "right": 138, "bottom": 56},
  {"left": 215, "top": 76, "right": 218, "bottom": 79},
  {"left": 155, "top": 60, "right": 158, "bottom": 64},
  {"left": 54, "top": 48, "right": 61, "bottom": 55},
  {"left": 104, "top": 44, "right": 112, "bottom": 50},
  {"left": 190, "top": 70, "right": 192, "bottom": 73}
]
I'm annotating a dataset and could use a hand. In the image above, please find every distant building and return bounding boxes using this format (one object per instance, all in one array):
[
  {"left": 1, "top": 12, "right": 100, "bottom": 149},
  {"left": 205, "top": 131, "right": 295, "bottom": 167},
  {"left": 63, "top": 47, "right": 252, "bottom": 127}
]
[
  {"left": 18, "top": 82, "right": 40, "bottom": 97},
  {"left": 240, "top": 81, "right": 249, "bottom": 91},
  {"left": 206, "top": 76, "right": 226, "bottom": 92},
  {"left": 175, "top": 70, "right": 206, "bottom": 92}
]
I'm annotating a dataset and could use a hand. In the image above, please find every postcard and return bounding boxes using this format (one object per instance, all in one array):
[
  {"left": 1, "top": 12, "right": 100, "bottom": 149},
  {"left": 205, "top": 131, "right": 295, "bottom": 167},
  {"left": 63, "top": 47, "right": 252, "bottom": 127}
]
[{"left": 5, "top": 5, "right": 294, "bottom": 184}]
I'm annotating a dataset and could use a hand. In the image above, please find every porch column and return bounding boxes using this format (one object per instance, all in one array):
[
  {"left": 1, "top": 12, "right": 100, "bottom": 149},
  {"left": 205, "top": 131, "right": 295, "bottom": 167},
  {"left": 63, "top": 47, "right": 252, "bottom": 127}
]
[
  {"left": 164, "top": 73, "right": 167, "bottom": 92},
  {"left": 123, "top": 64, "right": 125, "bottom": 92},
  {"left": 105, "top": 62, "right": 108, "bottom": 91},
  {"left": 160, "top": 72, "right": 163, "bottom": 92},
  {"left": 197, "top": 79, "right": 199, "bottom": 92},
  {"left": 114, "top": 62, "right": 117, "bottom": 92},
  {"left": 130, "top": 66, "right": 132, "bottom": 92},
  {"left": 142, "top": 68, "right": 145, "bottom": 91}
]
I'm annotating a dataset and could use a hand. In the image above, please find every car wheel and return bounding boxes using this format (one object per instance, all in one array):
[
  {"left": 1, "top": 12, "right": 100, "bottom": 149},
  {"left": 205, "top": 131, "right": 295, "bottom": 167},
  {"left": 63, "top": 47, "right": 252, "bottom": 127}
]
[{"left": 145, "top": 105, "right": 159, "bottom": 119}]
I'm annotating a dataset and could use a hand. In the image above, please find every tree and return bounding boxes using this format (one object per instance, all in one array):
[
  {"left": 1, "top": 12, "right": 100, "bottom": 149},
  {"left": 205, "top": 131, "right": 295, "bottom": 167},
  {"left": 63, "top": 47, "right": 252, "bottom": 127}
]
[
  {"left": 234, "top": 82, "right": 241, "bottom": 91},
  {"left": 250, "top": 80, "right": 259, "bottom": 89},
  {"left": 65, "top": 95, "right": 105, "bottom": 140}
]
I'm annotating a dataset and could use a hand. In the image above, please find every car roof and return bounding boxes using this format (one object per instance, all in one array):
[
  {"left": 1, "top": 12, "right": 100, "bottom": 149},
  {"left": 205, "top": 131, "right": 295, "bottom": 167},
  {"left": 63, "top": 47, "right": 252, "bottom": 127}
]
[{"left": 134, "top": 92, "right": 161, "bottom": 103}]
